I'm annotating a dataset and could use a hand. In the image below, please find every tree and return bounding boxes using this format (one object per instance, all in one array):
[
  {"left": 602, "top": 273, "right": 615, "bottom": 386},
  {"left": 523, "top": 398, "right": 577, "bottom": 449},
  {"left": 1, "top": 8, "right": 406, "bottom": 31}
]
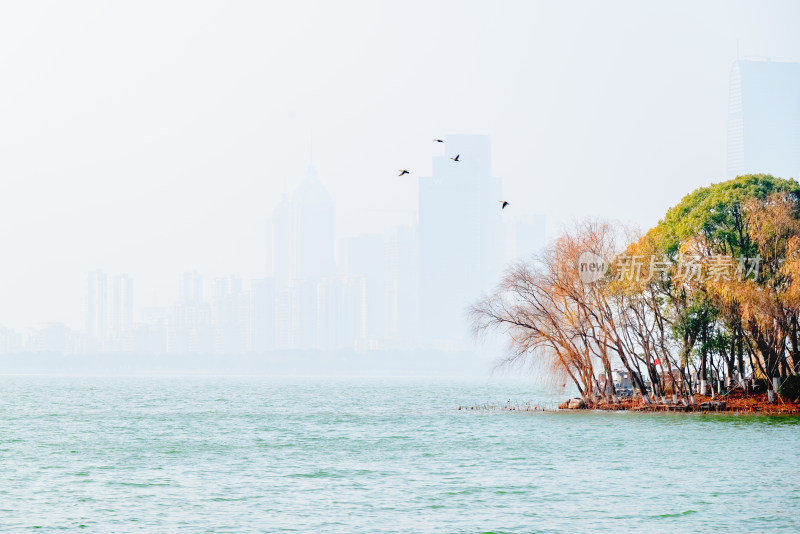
[
  {"left": 643, "top": 175, "right": 800, "bottom": 400},
  {"left": 472, "top": 175, "right": 800, "bottom": 406},
  {"left": 471, "top": 221, "right": 654, "bottom": 403}
]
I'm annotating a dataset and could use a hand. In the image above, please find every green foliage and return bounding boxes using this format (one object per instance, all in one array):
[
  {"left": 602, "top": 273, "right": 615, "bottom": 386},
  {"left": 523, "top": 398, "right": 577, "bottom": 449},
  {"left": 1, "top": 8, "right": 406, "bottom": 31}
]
[
  {"left": 651, "top": 174, "right": 800, "bottom": 257},
  {"left": 705, "top": 327, "right": 731, "bottom": 359},
  {"left": 671, "top": 293, "right": 716, "bottom": 364},
  {"left": 644, "top": 175, "right": 800, "bottom": 378}
]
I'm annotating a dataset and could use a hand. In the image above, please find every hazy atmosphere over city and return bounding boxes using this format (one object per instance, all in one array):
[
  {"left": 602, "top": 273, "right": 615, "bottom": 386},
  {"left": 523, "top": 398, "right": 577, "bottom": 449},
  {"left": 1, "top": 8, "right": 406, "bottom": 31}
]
[
  {"left": 1, "top": 1, "right": 799, "bottom": 349},
  {"left": 4, "top": 2, "right": 800, "bottom": 532}
]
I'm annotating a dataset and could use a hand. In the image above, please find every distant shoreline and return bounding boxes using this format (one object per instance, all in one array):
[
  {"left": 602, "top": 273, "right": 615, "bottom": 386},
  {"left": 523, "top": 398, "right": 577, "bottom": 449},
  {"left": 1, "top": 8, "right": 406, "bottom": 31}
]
[{"left": 0, "top": 349, "right": 495, "bottom": 376}]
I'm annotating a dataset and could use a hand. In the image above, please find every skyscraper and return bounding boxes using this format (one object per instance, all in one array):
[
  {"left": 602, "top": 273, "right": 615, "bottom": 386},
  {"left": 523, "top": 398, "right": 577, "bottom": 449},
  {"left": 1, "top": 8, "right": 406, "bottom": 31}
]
[
  {"left": 85, "top": 270, "right": 107, "bottom": 351},
  {"left": 384, "top": 225, "right": 418, "bottom": 346},
  {"left": 110, "top": 274, "right": 133, "bottom": 351},
  {"left": 268, "top": 165, "right": 336, "bottom": 349},
  {"left": 274, "top": 287, "right": 293, "bottom": 350},
  {"left": 212, "top": 275, "right": 244, "bottom": 354},
  {"left": 180, "top": 270, "right": 203, "bottom": 305},
  {"left": 339, "top": 234, "right": 387, "bottom": 345},
  {"left": 171, "top": 271, "right": 210, "bottom": 354},
  {"left": 314, "top": 278, "right": 337, "bottom": 350},
  {"left": 248, "top": 278, "right": 275, "bottom": 352},
  {"left": 418, "top": 135, "right": 502, "bottom": 346},
  {"left": 726, "top": 59, "right": 800, "bottom": 180},
  {"left": 290, "top": 165, "right": 335, "bottom": 283},
  {"left": 268, "top": 195, "right": 290, "bottom": 290}
]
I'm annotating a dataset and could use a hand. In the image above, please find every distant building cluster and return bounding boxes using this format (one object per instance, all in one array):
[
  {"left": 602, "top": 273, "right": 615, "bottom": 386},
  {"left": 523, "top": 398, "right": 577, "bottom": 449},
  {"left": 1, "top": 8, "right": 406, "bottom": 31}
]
[
  {"left": 5, "top": 55, "right": 800, "bottom": 356},
  {"left": 0, "top": 135, "right": 547, "bottom": 356}
]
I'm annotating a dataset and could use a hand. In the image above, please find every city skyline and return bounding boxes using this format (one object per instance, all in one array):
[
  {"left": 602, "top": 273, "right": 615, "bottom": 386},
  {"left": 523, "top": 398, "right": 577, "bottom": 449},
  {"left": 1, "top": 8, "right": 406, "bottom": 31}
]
[
  {"left": 0, "top": 135, "right": 547, "bottom": 354},
  {"left": 6, "top": 52, "right": 800, "bottom": 346},
  {"left": 2, "top": 1, "right": 799, "bottom": 333}
]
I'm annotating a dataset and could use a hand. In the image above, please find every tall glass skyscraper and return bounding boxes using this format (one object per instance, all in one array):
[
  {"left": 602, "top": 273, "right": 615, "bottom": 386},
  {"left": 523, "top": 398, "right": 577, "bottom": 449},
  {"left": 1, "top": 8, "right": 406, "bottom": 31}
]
[
  {"left": 268, "top": 165, "right": 336, "bottom": 349},
  {"left": 726, "top": 59, "right": 800, "bottom": 180},
  {"left": 418, "top": 135, "right": 502, "bottom": 347}
]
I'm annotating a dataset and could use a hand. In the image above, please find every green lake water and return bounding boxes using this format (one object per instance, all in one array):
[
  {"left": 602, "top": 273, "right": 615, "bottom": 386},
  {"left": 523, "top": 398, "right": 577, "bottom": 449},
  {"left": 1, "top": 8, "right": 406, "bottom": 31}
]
[{"left": 1, "top": 376, "right": 798, "bottom": 532}]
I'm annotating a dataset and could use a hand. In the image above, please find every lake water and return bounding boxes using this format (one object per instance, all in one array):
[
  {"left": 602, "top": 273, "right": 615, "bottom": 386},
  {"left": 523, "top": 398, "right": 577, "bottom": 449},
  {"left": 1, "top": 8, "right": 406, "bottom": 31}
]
[{"left": 1, "top": 376, "right": 799, "bottom": 532}]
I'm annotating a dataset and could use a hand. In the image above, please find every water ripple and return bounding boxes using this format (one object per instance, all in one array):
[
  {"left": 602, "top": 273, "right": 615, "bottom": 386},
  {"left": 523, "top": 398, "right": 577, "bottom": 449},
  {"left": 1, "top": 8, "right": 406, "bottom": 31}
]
[{"left": 0, "top": 375, "right": 798, "bottom": 532}]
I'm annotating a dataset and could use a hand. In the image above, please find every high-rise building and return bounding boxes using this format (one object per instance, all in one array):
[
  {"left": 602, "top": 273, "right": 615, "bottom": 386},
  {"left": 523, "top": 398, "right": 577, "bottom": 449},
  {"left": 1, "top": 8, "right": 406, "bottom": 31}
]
[
  {"left": 339, "top": 234, "right": 386, "bottom": 344},
  {"left": 274, "top": 287, "right": 293, "bottom": 350},
  {"left": 315, "top": 278, "right": 342, "bottom": 349},
  {"left": 384, "top": 226, "right": 418, "bottom": 346},
  {"left": 268, "top": 195, "right": 291, "bottom": 291},
  {"left": 212, "top": 275, "right": 244, "bottom": 354},
  {"left": 418, "top": 135, "right": 502, "bottom": 346},
  {"left": 85, "top": 270, "right": 107, "bottom": 350},
  {"left": 248, "top": 278, "right": 275, "bottom": 352},
  {"left": 180, "top": 270, "right": 203, "bottom": 305},
  {"left": 727, "top": 59, "right": 800, "bottom": 180},
  {"left": 169, "top": 271, "right": 210, "bottom": 354},
  {"left": 0, "top": 325, "right": 22, "bottom": 354},
  {"left": 290, "top": 165, "right": 335, "bottom": 283},
  {"left": 268, "top": 165, "right": 336, "bottom": 349},
  {"left": 336, "top": 276, "right": 365, "bottom": 350},
  {"left": 110, "top": 274, "right": 134, "bottom": 351},
  {"left": 289, "top": 279, "right": 318, "bottom": 350}
]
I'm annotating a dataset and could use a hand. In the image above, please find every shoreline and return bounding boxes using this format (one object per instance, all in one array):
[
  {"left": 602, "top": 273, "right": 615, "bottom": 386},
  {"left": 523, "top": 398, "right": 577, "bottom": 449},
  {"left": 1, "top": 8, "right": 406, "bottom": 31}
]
[
  {"left": 459, "top": 393, "right": 800, "bottom": 416},
  {"left": 571, "top": 393, "right": 800, "bottom": 415}
]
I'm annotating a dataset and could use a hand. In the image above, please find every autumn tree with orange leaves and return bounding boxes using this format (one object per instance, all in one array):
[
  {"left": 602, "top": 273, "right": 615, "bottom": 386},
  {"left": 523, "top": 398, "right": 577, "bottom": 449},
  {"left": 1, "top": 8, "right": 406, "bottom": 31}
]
[{"left": 472, "top": 175, "right": 800, "bottom": 404}]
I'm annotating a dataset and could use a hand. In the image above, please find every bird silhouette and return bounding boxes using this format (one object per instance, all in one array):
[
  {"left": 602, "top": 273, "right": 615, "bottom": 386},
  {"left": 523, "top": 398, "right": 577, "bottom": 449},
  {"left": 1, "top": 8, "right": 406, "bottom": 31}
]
[
  {"left": 499, "top": 201, "right": 510, "bottom": 209},
  {"left": 450, "top": 154, "right": 460, "bottom": 162},
  {"left": 433, "top": 139, "right": 444, "bottom": 143},
  {"left": 398, "top": 170, "right": 410, "bottom": 176}
]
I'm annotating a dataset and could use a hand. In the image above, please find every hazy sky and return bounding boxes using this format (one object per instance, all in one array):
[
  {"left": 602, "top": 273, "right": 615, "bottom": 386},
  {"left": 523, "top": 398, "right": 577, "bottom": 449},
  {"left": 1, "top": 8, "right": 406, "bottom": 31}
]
[{"left": 1, "top": 0, "right": 799, "bottom": 330}]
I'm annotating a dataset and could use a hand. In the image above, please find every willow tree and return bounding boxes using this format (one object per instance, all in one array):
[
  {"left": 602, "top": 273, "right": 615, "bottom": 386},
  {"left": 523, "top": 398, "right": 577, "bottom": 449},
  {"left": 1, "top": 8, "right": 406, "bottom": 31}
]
[
  {"left": 609, "top": 231, "right": 691, "bottom": 403},
  {"left": 471, "top": 220, "right": 654, "bottom": 403}
]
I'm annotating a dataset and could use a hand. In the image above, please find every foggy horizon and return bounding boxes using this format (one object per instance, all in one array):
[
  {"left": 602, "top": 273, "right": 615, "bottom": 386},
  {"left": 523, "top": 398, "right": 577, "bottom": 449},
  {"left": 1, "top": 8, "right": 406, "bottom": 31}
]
[{"left": 2, "top": 0, "right": 800, "bottom": 336}]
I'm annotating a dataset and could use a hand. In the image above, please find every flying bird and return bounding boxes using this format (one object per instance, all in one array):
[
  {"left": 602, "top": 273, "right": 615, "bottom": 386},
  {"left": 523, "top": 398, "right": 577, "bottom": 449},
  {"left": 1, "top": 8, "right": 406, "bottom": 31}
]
[
  {"left": 398, "top": 170, "right": 410, "bottom": 176},
  {"left": 499, "top": 201, "right": 510, "bottom": 209},
  {"left": 433, "top": 139, "right": 444, "bottom": 143},
  {"left": 450, "top": 154, "right": 460, "bottom": 162}
]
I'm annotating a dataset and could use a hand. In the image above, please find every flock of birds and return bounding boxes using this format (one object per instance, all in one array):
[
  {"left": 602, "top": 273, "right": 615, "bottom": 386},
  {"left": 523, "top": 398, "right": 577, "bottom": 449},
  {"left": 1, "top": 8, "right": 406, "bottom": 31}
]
[{"left": 398, "top": 139, "right": 510, "bottom": 210}]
